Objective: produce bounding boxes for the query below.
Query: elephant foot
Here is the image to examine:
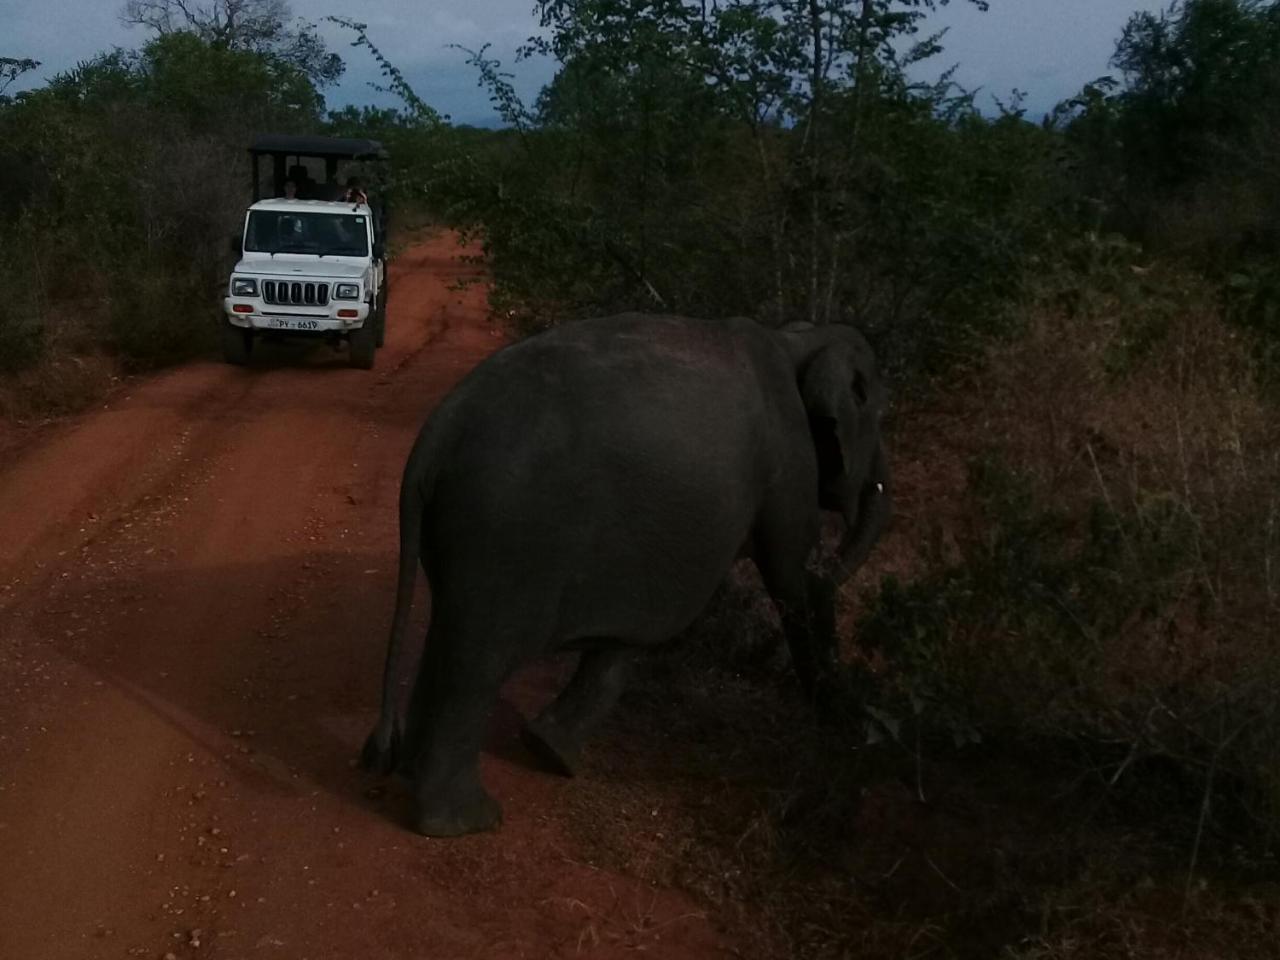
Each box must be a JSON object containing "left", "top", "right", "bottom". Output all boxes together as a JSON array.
[
  {"left": 520, "top": 716, "right": 581, "bottom": 778},
  {"left": 414, "top": 787, "right": 503, "bottom": 838}
]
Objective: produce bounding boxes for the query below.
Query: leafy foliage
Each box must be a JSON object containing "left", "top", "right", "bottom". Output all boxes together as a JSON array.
[
  {"left": 1056, "top": 1, "right": 1280, "bottom": 293},
  {"left": 440, "top": 0, "right": 1056, "bottom": 378},
  {"left": 0, "top": 57, "right": 40, "bottom": 100}
]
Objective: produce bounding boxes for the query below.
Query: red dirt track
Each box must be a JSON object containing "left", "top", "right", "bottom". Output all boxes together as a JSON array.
[{"left": 0, "top": 233, "right": 731, "bottom": 959}]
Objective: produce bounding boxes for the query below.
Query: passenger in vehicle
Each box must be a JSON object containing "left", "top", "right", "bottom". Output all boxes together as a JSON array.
[
  {"left": 288, "top": 164, "right": 317, "bottom": 199},
  {"left": 345, "top": 177, "right": 369, "bottom": 205}
]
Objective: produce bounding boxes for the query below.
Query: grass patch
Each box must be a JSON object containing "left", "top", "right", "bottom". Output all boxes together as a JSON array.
[{"left": 565, "top": 578, "right": 1279, "bottom": 959}]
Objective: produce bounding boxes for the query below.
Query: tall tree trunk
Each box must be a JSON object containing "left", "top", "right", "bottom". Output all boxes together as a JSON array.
[
  {"left": 807, "top": 0, "right": 824, "bottom": 324},
  {"left": 852, "top": 0, "right": 875, "bottom": 150}
]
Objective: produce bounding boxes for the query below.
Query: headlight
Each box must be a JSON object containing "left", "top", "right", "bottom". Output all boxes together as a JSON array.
[
  {"left": 334, "top": 283, "right": 360, "bottom": 300},
  {"left": 231, "top": 277, "right": 258, "bottom": 297}
]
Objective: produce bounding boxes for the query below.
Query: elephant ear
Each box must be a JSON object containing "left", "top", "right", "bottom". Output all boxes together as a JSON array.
[{"left": 799, "top": 343, "right": 865, "bottom": 481}]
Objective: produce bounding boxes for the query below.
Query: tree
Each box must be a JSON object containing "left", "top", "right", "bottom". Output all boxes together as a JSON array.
[
  {"left": 1056, "top": 1, "right": 1280, "bottom": 254},
  {"left": 1111, "top": 0, "right": 1280, "bottom": 188},
  {"left": 515, "top": 0, "right": 991, "bottom": 325},
  {"left": 0, "top": 57, "right": 41, "bottom": 100},
  {"left": 120, "top": 0, "right": 343, "bottom": 86}
]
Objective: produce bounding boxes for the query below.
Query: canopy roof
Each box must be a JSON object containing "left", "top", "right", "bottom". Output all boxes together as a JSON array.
[{"left": 248, "top": 134, "right": 389, "bottom": 161}]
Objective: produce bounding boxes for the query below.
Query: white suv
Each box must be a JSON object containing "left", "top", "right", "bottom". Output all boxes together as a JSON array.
[{"left": 222, "top": 197, "right": 387, "bottom": 369}]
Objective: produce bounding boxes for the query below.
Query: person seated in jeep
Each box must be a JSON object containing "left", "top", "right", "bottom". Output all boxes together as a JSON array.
[
  {"left": 287, "top": 164, "right": 318, "bottom": 199},
  {"left": 344, "top": 177, "right": 368, "bottom": 205}
]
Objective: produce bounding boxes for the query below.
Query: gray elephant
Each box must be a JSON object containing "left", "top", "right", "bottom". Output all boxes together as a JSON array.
[{"left": 361, "top": 312, "right": 890, "bottom": 836}]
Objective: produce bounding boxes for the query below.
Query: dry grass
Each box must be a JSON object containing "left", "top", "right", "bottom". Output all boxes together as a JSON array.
[
  {"left": 0, "top": 294, "right": 127, "bottom": 425},
  {"left": 566, "top": 607, "right": 1279, "bottom": 959},
  {"left": 951, "top": 270, "right": 1280, "bottom": 828}
]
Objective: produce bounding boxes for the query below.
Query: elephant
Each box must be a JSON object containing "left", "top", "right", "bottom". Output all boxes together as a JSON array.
[{"left": 360, "top": 311, "right": 891, "bottom": 837}]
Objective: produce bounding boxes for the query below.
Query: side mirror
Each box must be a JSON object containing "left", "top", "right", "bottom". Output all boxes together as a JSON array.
[
  {"left": 372, "top": 241, "right": 385, "bottom": 260},
  {"left": 229, "top": 235, "right": 242, "bottom": 255}
]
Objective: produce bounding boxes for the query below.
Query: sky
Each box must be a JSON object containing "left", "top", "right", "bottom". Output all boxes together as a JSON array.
[{"left": 4, "top": 0, "right": 1167, "bottom": 125}]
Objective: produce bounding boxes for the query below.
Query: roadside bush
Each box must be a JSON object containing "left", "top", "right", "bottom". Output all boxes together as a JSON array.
[
  {"left": 0, "top": 307, "right": 43, "bottom": 374},
  {"left": 0, "top": 219, "right": 47, "bottom": 372},
  {"left": 107, "top": 266, "right": 218, "bottom": 364},
  {"left": 858, "top": 276, "right": 1280, "bottom": 848},
  {"left": 0, "top": 279, "right": 44, "bottom": 375}
]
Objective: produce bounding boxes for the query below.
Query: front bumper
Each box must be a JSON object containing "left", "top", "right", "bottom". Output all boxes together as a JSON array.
[{"left": 223, "top": 298, "right": 370, "bottom": 332}]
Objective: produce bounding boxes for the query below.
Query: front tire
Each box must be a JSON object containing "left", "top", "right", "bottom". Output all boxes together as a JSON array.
[
  {"left": 349, "top": 320, "right": 376, "bottom": 370},
  {"left": 221, "top": 320, "right": 252, "bottom": 366}
]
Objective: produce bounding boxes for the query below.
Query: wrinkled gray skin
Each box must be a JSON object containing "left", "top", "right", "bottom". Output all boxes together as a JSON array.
[{"left": 361, "top": 312, "right": 890, "bottom": 837}]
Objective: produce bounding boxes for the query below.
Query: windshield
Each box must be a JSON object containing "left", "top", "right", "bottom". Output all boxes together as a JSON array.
[{"left": 244, "top": 211, "right": 369, "bottom": 257}]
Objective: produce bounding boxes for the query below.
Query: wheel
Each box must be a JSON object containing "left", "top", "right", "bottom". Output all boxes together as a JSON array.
[
  {"left": 221, "top": 320, "right": 252, "bottom": 366},
  {"left": 349, "top": 320, "right": 376, "bottom": 369}
]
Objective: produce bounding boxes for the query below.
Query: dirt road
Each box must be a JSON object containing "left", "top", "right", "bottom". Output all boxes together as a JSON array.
[{"left": 0, "top": 232, "right": 731, "bottom": 959}]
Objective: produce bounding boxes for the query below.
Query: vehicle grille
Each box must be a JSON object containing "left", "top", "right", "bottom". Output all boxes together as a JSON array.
[{"left": 262, "top": 280, "right": 330, "bottom": 306}]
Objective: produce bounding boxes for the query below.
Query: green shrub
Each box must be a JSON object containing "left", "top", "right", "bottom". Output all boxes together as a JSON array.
[
  {"left": 107, "top": 267, "right": 217, "bottom": 365},
  {"left": 859, "top": 414, "right": 1280, "bottom": 847}
]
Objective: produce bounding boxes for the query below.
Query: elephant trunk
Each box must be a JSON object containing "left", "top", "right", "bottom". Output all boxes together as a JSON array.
[{"left": 829, "top": 444, "right": 891, "bottom": 585}]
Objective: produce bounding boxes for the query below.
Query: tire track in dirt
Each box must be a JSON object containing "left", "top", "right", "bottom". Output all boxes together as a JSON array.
[{"left": 0, "top": 231, "right": 732, "bottom": 959}]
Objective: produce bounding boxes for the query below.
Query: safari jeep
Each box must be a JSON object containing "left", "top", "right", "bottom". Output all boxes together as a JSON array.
[{"left": 222, "top": 135, "right": 390, "bottom": 370}]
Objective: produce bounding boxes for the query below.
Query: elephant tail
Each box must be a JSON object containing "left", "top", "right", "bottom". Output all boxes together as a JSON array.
[{"left": 360, "top": 464, "right": 429, "bottom": 776}]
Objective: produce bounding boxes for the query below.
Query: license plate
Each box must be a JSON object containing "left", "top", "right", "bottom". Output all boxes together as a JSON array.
[{"left": 266, "top": 317, "right": 322, "bottom": 331}]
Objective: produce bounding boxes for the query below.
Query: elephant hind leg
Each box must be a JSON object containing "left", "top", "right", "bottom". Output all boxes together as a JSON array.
[
  {"left": 404, "top": 627, "right": 510, "bottom": 837},
  {"left": 521, "top": 647, "right": 635, "bottom": 777},
  {"left": 410, "top": 685, "right": 505, "bottom": 836}
]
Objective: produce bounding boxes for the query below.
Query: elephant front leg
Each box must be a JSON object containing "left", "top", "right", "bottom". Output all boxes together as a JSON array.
[
  {"left": 758, "top": 562, "right": 839, "bottom": 707},
  {"left": 787, "top": 572, "right": 840, "bottom": 706},
  {"left": 752, "top": 498, "right": 840, "bottom": 710},
  {"left": 521, "top": 647, "right": 634, "bottom": 777}
]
